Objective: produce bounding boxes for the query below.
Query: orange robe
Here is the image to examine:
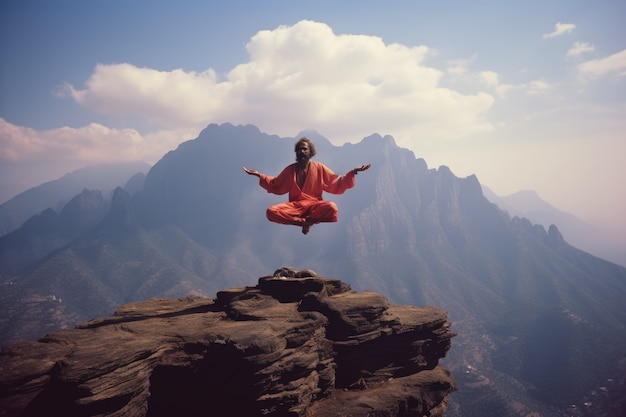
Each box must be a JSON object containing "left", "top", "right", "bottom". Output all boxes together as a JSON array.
[{"left": 259, "top": 161, "right": 356, "bottom": 226}]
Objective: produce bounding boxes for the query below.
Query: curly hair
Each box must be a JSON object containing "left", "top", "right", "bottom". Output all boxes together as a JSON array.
[{"left": 294, "top": 137, "right": 317, "bottom": 157}]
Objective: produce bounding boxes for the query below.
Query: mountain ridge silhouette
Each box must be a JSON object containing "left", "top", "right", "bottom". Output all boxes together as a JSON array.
[{"left": 1, "top": 123, "right": 624, "bottom": 417}]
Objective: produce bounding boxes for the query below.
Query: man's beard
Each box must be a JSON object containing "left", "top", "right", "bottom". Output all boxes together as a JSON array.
[{"left": 296, "top": 154, "right": 310, "bottom": 163}]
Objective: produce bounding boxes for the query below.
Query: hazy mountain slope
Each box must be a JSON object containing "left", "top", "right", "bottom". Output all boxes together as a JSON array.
[
  {"left": 1, "top": 123, "right": 624, "bottom": 417},
  {"left": 0, "top": 162, "right": 150, "bottom": 236},
  {"left": 483, "top": 187, "right": 626, "bottom": 267},
  {"left": 0, "top": 188, "right": 224, "bottom": 343},
  {"left": 0, "top": 189, "right": 109, "bottom": 277}
]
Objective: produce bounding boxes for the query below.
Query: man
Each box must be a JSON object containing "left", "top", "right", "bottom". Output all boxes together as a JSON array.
[{"left": 243, "top": 137, "right": 371, "bottom": 235}]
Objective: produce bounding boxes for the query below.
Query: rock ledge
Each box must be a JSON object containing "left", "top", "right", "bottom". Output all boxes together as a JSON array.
[{"left": 0, "top": 268, "right": 456, "bottom": 417}]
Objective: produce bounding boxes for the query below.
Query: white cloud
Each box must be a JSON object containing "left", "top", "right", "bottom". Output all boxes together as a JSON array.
[
  {"left": 0, "top": 117, "right": 191, "bottom": 165},
  {"left": 0, "top": 119, "right": 44, "bottom": 162},
  {"left": 479, "top": 71, "right": 514, "bottom": 97},
  {"left": 64, "top": 20, "right": 495, "bottom": 145},
  {"left": 446, "top": 55, "right": 477, "bottom": 76},
  {"left": 578, "top": 49, "right": 626, "bottom": 78},
  {"left": 478, "top": 71, "right": 552, "bottom": 98},
  {"left": 63, "top": 64, "right": 223, "bottom": 128},
  {"left": 525, "top": 79, "right": 553, "bottom": 95},
  {"left": 567, "top": 41, "right": 595, "bottom": 58},
  {"left": 543, "top": 22, "right": 576, "bottom": 39},
  {"left": 479, "top": 71, "right": 500, "bottom": 88}
]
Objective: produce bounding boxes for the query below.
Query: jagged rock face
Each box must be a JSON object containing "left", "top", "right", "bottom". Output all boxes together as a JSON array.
[{"left": 0, "top": 270, "right": 455, "bottom": 417}]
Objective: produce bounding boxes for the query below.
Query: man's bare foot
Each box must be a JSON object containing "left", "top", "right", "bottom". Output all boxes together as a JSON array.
[{"left": 302, "top": 224, "right": 311, "bottom": 235}]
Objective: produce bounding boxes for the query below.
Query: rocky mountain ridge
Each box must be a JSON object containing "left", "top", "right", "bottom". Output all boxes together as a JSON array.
[
  {"left": 0, "top": 162, "right": 149, "bottom": 236},
  {"left": 482, "top": 187, "right": 626, "bottom": 267},
  {"left": 0, "top": 268, "right": 456, "bottom": 417},
  {"left": 1, "top": 123, "right": 625, "bottom": 416}
]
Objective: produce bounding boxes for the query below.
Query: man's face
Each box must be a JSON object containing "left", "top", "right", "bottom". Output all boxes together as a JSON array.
[{"left": 296, "top": 142, "right": 311, "bottom": 163}]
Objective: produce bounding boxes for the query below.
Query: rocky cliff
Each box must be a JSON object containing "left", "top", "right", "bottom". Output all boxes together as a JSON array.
[{"left": 0, "top": 268, "right": 456, "bottom": 417}]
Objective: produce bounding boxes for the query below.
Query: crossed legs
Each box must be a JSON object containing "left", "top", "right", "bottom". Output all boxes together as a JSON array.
[{"left": 266, "top": 200, "right": 338, "bottom": 234}]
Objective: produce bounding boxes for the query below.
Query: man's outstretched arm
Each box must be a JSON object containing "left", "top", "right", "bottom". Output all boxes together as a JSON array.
[
  {"left": 352, "top": 164, "right": 372, "bottom": 175},
  {"left": 244, "top": 165, "right": 292, "bottom": 195},
  {"left": 242, "top": 166, "right": 261, "bottom": 177},
  {"left": 323, "top": 163, "right": 372, "bottom": 195}
]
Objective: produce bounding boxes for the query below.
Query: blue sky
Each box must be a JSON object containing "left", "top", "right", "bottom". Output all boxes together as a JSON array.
[{"left": 1, "top": 0, "right": 625, "bottom": 238}]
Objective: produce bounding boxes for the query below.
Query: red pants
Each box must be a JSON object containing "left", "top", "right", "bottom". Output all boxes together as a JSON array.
[{"left": 266, "top": 200, "right": 338, "bottom": 226}]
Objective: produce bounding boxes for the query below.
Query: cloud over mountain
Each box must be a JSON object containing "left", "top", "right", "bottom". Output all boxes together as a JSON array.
[
  {"left": 62, "top": 20, "right": 494, "bottom": 145},
  {"left": 0, "top": 118, "right": 149, "bottom": 163},
  {"left": 1, "top": 17, "right": 624, "bottom": 247}
]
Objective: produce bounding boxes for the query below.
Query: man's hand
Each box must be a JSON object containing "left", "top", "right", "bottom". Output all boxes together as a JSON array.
[
  {"left": 353, "top": 164, "right": 371, "bottom": 174},
  {"left": 242, "top": 166, "right": 261, "bottom": 177}
]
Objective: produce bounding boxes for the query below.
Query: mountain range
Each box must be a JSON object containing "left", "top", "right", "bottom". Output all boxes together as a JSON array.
[
  {"left": 0, "top": 161, "right": 150, "bottom": 236},
  {"left": 482, "top": 187, "right": 626, "bottom": 268},
  {"left": 0, "top": 123, "right": 624, "bottom": 417}
]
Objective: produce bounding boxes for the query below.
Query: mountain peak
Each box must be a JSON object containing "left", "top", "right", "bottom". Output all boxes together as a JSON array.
[
  {"left": 361, "top": 132, "right": 397, "bottom": 147},
  {"left": 547, "top": 224, "right": 565, "bottom": 245},
  {"left": 2, "top": 123, "right": 625, "bottom": 416},
  {"left": 198, "top": 122, "right": 263, "bottom": 138},
  {"left": 0, "top": 162, "right": 149, "bottom": 236},
  {"left": 58, "top": 189, "right": 108, "bottom": 236}
]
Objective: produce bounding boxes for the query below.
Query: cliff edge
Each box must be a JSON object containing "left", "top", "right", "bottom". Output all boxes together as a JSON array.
[{"left": 0, "top": 268, "right": 456, "bottom": 417}]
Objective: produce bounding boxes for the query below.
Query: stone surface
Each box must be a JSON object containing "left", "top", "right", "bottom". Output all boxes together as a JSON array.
[{"left": 0, "top": 269, "right": 456, "bottom": 417}]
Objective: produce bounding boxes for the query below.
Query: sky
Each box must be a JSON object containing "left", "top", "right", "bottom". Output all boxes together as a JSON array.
[{"left": 1, "top": 0, "right": 625, "bottom": 238}]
